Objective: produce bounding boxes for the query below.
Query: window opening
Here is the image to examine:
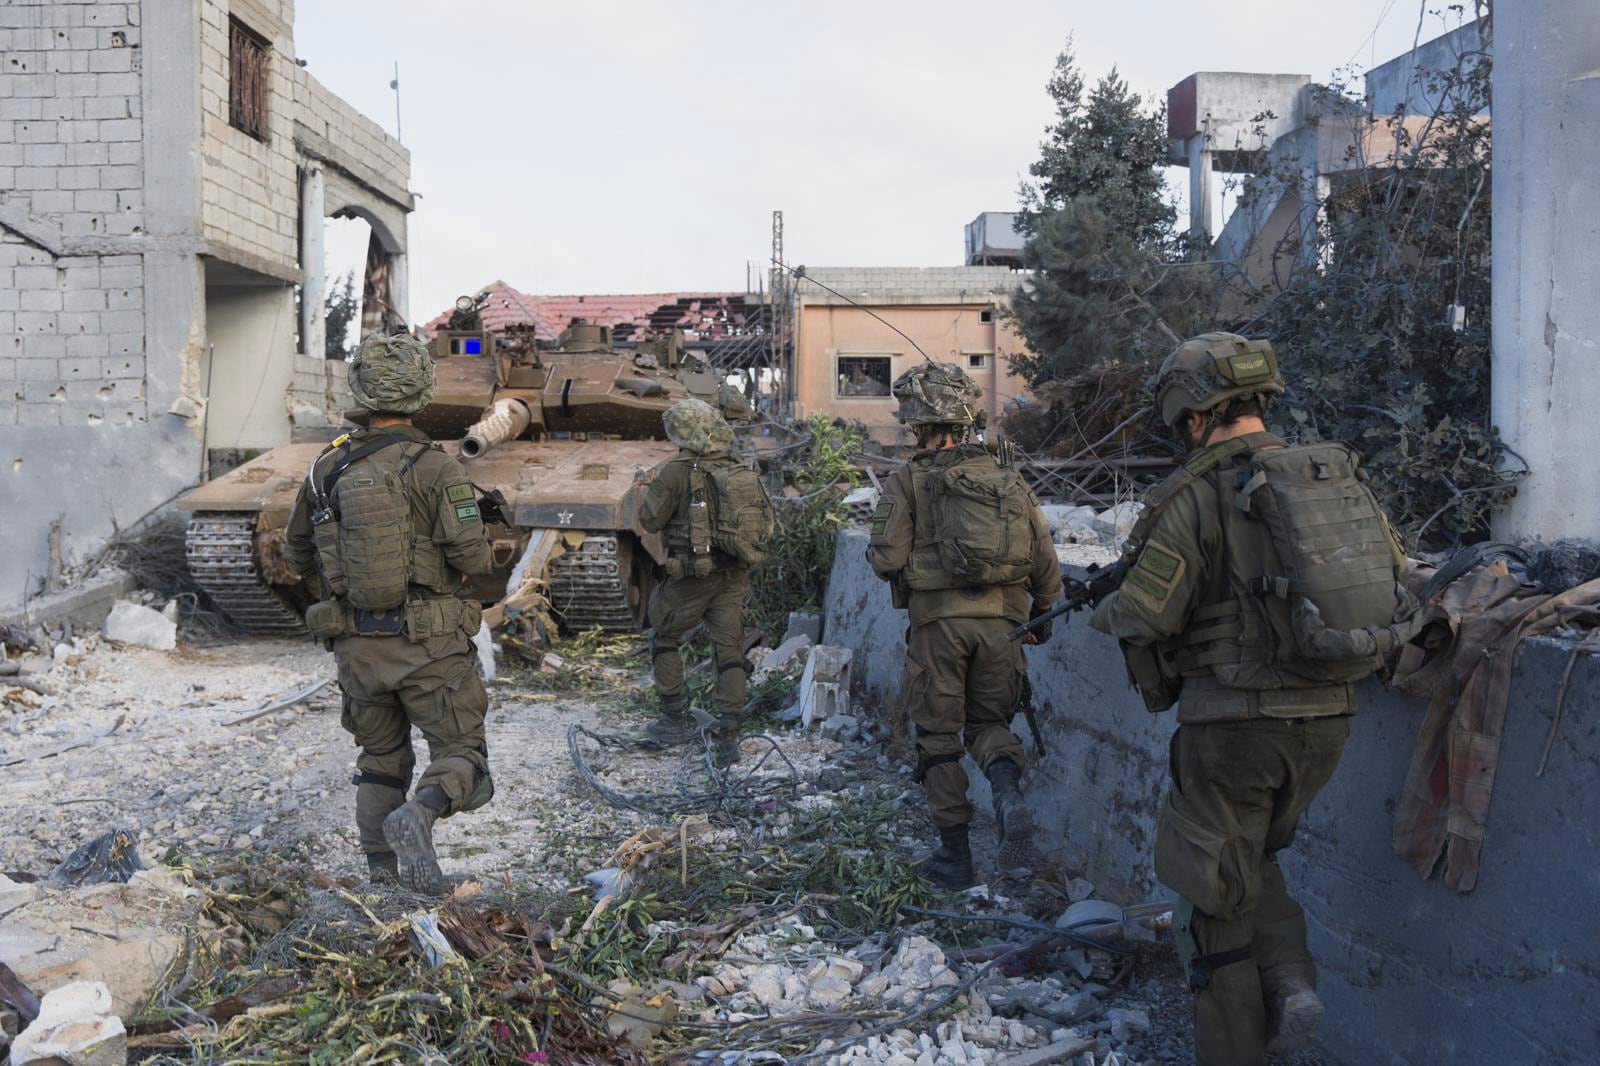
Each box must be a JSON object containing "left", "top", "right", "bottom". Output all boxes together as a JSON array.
[
  {"left": 836, "top": 355, "right": 893, "bottom": 398},
  {"left": 229, "top": 18, "right": 269, "bottom": 141}
]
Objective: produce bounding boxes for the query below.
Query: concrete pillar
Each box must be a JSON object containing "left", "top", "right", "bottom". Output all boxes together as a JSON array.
[
  {"left": 299, "top": 164, "right": 326, "bottom": 358},
  {"left": 391, "top": 251, "right": 410, "bottom": 330},
  {"left": 1187, "top": 134, "right": 1215, "bottom": 242},
  {"left": 1490, "top": 1, "right": 1600, "bottom": 541},
  {"left": 1298, "top": 164, "right": 1330, "bottom": 267}
]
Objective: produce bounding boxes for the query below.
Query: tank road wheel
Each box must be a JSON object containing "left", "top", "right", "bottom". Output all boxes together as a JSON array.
[
  {"left": 184, "top": 513, "right": 307, "bottom": 635},
  {"left": 547, "top": 534, "right": 647, "bottom": 633}
]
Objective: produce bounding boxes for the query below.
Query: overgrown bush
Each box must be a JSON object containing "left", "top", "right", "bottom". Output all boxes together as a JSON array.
[{"left": 745, "top": 416, "right": 862, "bottom": 636}]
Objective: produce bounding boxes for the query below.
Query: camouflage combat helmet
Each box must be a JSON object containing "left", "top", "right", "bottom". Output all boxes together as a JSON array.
[
  {"left": 663, "top": 398, "right": 734, "bottom": 454},
  {"left": 1154, "top": 332, "right": 1284, "bottom": 428},
  {"left": 891, "top": 362, "right": 983, "bottom": 427},
  {"left": 348, "top": 332, "right": 436, "bottom": 414}
]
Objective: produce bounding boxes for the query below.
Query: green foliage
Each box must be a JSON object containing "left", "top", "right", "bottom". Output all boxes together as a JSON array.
[
  {"left": 744, "top": 416, "right": 863, "bottom": 636},
  {"left": 324, "top": 271, "right": 360, "bottom": 361},
  {"left": 1019, "top": 41, "right": 1174, "bottom": 246},
  {"left": 1009, "top": 199, "right": 1211, "bottom": 385},
  {"left": 1010, "top": 41, "right": 1195, "bottom": 386},
  {"left": 1241, "top": 40, "right": 1513, "bottom": 548}
]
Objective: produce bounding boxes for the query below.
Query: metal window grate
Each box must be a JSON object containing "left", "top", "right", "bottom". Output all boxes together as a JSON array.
[{"left": 228, "top": 18, "right": 268, "bottom": 141}]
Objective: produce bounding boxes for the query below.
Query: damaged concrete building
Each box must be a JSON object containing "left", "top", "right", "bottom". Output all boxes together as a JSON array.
[{"left": 0, "top": 0, "right": 411, "bottom": 609}]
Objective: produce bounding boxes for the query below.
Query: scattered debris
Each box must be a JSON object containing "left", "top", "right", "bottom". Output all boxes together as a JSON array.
[
  {"left": 9, "top": 981, "right": 126, "bottom": 1066},
  {"left": 48, "top": 829, "right": 142, "bottom": 886},
  {"left": 100, "top": 601, "right": 176, "bottom": 652},
  {"left": 797, "top": 644, "right": 852, "bottom": 728}
]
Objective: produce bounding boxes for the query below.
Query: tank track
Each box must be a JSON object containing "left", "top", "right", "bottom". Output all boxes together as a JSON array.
[
  {"left": 547, "top": 535, "right": 641, "bottom": 631},
  {"left": 184, "top": 513, "right": 306, "bottom": 635}
]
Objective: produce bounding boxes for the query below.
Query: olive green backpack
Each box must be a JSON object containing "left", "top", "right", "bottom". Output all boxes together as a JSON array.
[
  {"left": 692, "top": 457, "right": 775, "bottom": 568},
  {"left": 929, "top": 454, "right": 1036, "bottom": 587}
]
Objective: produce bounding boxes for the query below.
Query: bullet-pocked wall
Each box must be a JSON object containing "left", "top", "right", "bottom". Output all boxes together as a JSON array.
[
  {"left": 0, "top": 0, "right": 409, "bottom": 610},
  {"left": 824, "top": 528, "right": 1600, "bottom": 1065}
]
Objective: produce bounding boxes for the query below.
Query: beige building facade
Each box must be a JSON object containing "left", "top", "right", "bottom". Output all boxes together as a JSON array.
[
  {"left": 792, "top": 267, "right": 1029, "bottom": 446},
  {"left": 0, "top": 0, "right": 411, "bottom": 607}
]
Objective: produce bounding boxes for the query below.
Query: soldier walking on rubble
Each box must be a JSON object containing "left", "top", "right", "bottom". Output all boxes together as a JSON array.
[
  {"left": 285, "top": 333, "right": 496, "bottom": 895},
  {"left": 1089, "top": 333, "right": 1418, "bottom": 1065},
  {"left": 865, "top": 363, "right": 1062, "bottom": 889},
  {"left": 638, "top": 398, "right": 774, "bottom": 767}
]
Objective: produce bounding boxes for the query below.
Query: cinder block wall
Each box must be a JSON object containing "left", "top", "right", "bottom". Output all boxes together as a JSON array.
[
  {"left": 824, "top": 528, "right": 1600, "bottom": 1064},
  {"left": 1, "top": 0, "right": 149, "bottom": 431}
]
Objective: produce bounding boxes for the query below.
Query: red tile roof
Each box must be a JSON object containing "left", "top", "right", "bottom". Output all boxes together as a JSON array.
[{"left": 425, "top": 281, "right": 761, "bottom": 344}]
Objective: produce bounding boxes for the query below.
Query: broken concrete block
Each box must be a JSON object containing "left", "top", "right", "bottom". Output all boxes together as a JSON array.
[
  {"left": 751, "top": 634, "right": 811, "bottom": 683},
  {"left": 820, "top": 713, "right": 860, "bottom": 740},
  {"left": 9, "top": 980, "right": 127, "bottom": 1066},
  {"left": 100, "top": 601, "right": 176, "bottom": 652},
  {"left": 797, "top": 645, "right": 852, "bottom": 730},
  {"left": 1090, "top": 502, "right": 1144, "bottom": 542},
  {"left": 1105, "top": 1007, "right": 1150, "bottom": 1032},
  {"left": 1065, "top": 876, "right": 1096, "bottom": 903},
  {"left": 1040, "top": 505, "right": 1098, "bottom": 538},
  {"left": 998, "top": 1033, "right": 1097, "bottom": 1065},
  {"left": 539, "top": 652, "right": 565, "bottom": 673},
  {"left": 783, "top": 610, "right": 822, "bottom": 645}
]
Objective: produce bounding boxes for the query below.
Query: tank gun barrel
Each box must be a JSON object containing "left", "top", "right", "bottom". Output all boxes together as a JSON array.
[{"left": 461, "top": 398, "right": 532, "bottom": 459}]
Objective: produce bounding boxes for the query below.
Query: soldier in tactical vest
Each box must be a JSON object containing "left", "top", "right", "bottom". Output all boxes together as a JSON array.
[
  {"left": 866, "top": 363, "right": 1062, "bottom": 889},
  {"left": 285, "top": 333, "right": 495, "bottom": 896},
  {"left": 1090, "top": 333, "right": 1416, "bottom": 1065},
  {"left": 638, "top": 398, "right": 770, "bottom": 766}
]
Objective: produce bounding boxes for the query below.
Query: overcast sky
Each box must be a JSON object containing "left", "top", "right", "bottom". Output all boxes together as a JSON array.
[{"left": 294, "top": 0, "right": 1445, "bottom": 326}]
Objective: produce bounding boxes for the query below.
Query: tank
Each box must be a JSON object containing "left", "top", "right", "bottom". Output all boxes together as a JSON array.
[{"left": 177, "top": 296, "right": 752, "bottom": 639}]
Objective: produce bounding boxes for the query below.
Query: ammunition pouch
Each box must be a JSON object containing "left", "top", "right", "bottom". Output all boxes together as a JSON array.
[
  {"left": 664, "top": 553, "right": 717, "bottom": 580},
  {"left": 403, "top": 596, "right": 483, "bottom": 642},
  {"left": 1121, "top": 640, "right": 1182, "bottom": 712},
  {"left": 305, "top": 599, "right": 353, "bottom": 642},
  {"left": 311, "top": 520, "right": 347, "bottom": 599}
]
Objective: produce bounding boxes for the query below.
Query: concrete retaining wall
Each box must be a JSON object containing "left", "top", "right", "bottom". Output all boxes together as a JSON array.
[{"left": 823, "top": 528, "right": 1600, "bottom": 1065}]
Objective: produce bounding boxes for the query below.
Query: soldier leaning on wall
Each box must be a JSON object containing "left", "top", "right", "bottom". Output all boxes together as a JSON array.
[
  {"left": 284, "top": 333, "right": 496, "bottom": 896},
  {"left": 865, "top": 362, "right": 1062, "bottom": 889},
  {"left": 1089, "top": 333, "right": 1420, "bottom": 1065}
]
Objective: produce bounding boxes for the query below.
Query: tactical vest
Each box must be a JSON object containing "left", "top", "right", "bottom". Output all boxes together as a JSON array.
[
  {"left": 1125, "top": 434, "right": 1418, "bottom": 710},
  {"left": 902, "top": 445, "right": 1035, "bottom": 591},
  {"left": 307, "top": 431, "right": 452, "bottom": 609},
  {"left": 662, "top": 451, "right": 773, "bottom": 575}
]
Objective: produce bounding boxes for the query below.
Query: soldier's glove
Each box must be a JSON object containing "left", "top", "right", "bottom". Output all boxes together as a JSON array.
[
  {"left": 1026, "top": 601, "right": 1053, "bottom": 645},
  {"left": 476, "top": 488, "right": 510, "bottom": 527}
]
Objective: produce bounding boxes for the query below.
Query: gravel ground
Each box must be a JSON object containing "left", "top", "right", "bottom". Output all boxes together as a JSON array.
[{"left": 0, "top": 631, "right": 1324, "bottom": 1065}]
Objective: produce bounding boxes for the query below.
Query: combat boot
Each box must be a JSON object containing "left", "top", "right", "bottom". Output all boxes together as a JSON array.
[
  {"left": 642, "top": 695, "right": 697, "bottom": 746},
  {"left": 366, "top": 851, "right": 399, "bottom": 885},
  {"left": 917, "top": 824, "right": 976, "bottom": 890},
  {"left": 382, "top": 784, "right": 450, "bottom": 896},
  {"left": 987, "top": 759, "right": 1039, "bottom": 871},
  {"left": 711, "top": 714, "right": 742, "bottom": 768},
  {"left": 1265, "top": 976, "right": 1324, "bottom": 1054}
]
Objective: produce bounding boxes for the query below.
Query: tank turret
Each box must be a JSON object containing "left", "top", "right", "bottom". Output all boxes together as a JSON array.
[{"left": 176, "top": 296, "right": 758, "bottom": 643}]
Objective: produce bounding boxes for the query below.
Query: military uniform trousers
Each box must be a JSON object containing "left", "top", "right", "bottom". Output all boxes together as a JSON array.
[
  {"left": 904, "top": 616, "right": 1027, "bottom": 828},
  {"left": 649, "top": 567, "right": 750, "bottom": 714},
  {"left": 335, "top": 630, "right": 490, "bottom": 857},
  {"left": 1155, "top": 713, "right": 1350, "bottom": 1066}
]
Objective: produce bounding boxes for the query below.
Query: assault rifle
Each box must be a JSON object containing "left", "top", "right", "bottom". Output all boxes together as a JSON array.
[{"left": 1008, "top": 560, "right": 1128, "bottom": 643}]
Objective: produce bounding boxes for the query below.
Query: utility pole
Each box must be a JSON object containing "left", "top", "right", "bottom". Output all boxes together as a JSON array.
[
  {"left": 389, "top": 61, "right": 402, "bottom": 142},
  {"left": 769, "top": 210, "right": 789, "bottom": 418}
]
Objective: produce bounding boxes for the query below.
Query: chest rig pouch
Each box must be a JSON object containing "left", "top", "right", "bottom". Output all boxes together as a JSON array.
[{"left": 306, "top": 432, "right": 429, "bottom": 611}]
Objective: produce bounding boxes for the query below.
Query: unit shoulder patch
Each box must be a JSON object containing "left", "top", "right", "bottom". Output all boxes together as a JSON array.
[
  {"left": 1124, "top": 543, "right": 1186, "bottom": 610},
  {"left": 445, "top": 482, "right": 476, "bottom": 503},
  {"left": 869, "top": 498, "right": 896, "bottom": 539}
]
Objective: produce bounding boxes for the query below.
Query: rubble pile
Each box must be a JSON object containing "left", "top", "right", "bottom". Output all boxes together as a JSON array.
[{"left": 1, "top": 580, "right": 1249, "bottom": 1065}]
